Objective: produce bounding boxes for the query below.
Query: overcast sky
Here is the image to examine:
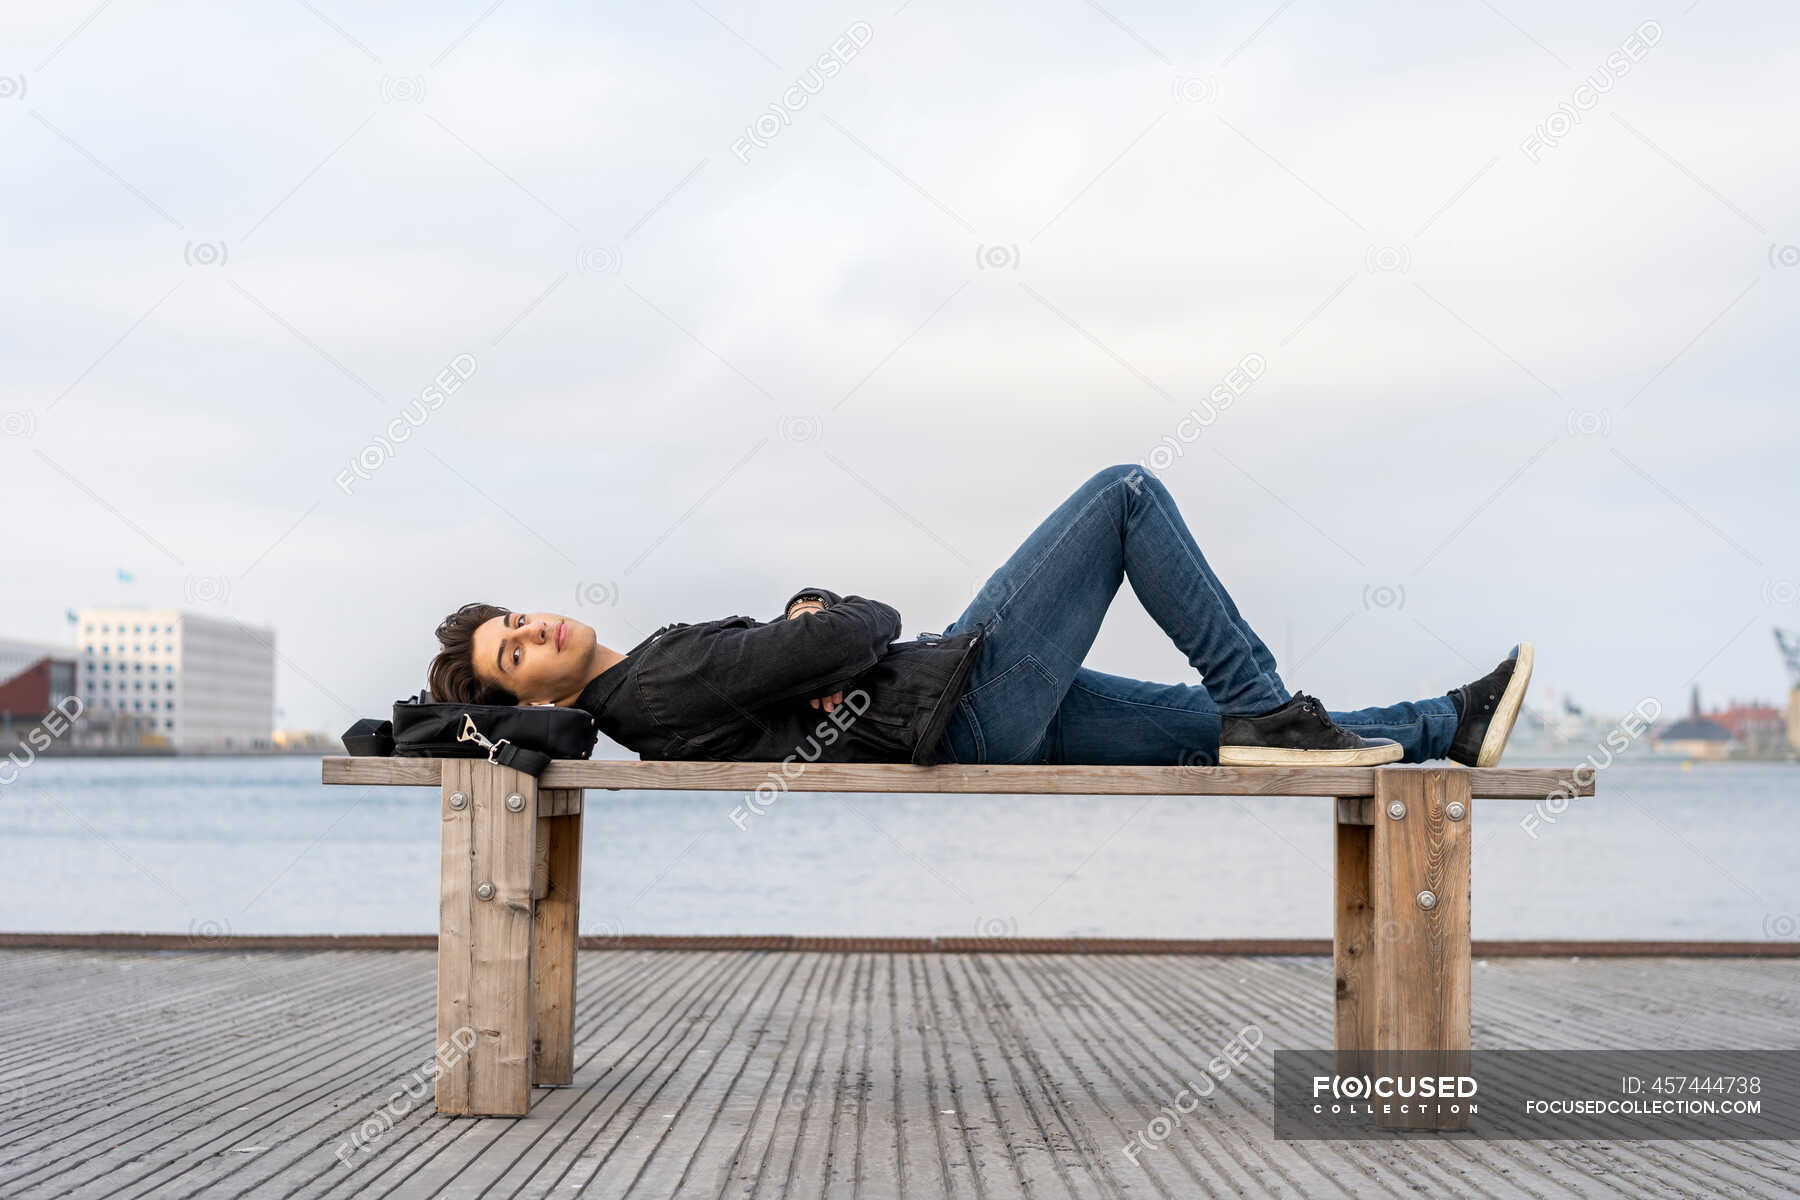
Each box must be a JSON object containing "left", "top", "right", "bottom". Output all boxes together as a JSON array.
[{"left": 3, "top": 0, "right": 1796, "bottom": 737}]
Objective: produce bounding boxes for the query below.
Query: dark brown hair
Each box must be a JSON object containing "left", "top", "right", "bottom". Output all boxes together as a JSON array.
[{"left": 428, "top": 602, "right": 514, "bottom": 704}]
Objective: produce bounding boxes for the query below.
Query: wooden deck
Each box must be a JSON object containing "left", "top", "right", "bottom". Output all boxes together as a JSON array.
[{"left": 1, "top": 949, "right": 1795, "bottom": 1198}]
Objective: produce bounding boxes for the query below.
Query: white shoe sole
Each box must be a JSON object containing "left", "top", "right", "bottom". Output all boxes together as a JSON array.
[
  {"left": 1219, "top": 741, "right": 1404, "bottom": 767},
  {"left": 1474, "top": 642, "right": 1534, "bottom": 768}
]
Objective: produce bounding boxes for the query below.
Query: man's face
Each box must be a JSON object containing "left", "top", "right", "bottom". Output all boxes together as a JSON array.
[{"left": 470, "top": 610, "right": 598, "bottom": 704}]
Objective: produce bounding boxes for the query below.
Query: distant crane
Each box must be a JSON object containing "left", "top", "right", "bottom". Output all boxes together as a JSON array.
[
  {"left": 1778, "top": 628, "right": 1800, "bottom": 688},
  {"left": 1779, "top": 630, "right": 1800, "bottom": 757}
]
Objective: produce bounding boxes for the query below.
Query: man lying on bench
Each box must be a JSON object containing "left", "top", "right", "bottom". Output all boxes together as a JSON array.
[{"left": 423, "top": 465, "right": 1532, "bottom": 770}]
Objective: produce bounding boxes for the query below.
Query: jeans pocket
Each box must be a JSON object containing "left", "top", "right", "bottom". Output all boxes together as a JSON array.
[{"left": 963, "top": 653, "right": 1061, "bottom": 764}]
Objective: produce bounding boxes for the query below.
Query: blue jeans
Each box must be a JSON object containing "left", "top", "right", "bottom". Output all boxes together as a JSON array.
[{"left": 936, "top": 465, "right": 1459, "bottom": 765}]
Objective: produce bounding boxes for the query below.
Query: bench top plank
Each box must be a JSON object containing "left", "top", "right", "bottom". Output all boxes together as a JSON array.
[{"left": 320, "top": 757, "right": 1593, "bottom": 798}]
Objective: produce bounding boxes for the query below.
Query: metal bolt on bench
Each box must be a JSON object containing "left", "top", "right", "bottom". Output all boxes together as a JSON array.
[{"left": 321, "top": 757, "right": 1594, "bottom": 1121}]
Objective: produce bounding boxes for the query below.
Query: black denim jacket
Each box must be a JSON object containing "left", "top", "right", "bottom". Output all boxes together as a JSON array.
[{"left": 574, "top": 587, "right": 987, "bottom": 765}]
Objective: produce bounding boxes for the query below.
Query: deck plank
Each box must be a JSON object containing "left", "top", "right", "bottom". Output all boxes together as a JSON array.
[{"left": 0, "top": 949, "right": 1794, "bottom": 1199}]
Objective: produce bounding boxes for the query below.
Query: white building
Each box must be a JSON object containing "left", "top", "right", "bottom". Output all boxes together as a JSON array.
[{"left": 76, "top": 609, "right": 276, "bottom": 750}]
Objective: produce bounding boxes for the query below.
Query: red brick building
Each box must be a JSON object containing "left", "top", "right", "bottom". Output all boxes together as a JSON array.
[{"left": 0, "top": 651, "right": 79, "bottom": 735}]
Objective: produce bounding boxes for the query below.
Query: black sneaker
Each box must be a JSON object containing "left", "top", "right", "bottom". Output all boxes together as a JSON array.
[
  {"left": 1219, "top": 693, "right": 1404, "bottom": 766},
  {"left": 1447, "top": 643, "right": 1535, "bottom": 767}
]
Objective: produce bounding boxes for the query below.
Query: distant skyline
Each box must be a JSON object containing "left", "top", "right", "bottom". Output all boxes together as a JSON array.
[
  {"left": 3, "top": 1, "right": 1797, "bottom": 737},
  {"left": 10, "top": 603, "right": 1796, "bottom": 730}
]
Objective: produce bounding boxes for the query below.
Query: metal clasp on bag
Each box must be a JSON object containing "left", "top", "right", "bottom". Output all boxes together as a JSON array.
[{"left": 457, "top": 714, "right": 512, "bottom": 764}]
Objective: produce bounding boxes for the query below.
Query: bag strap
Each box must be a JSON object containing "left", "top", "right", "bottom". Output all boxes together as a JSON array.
[
  {"left": 456, "top": 713, "right": 552, "bottom": 778},
  {"left": 490, "top": 740, "right": 552, "bottom": 777}
]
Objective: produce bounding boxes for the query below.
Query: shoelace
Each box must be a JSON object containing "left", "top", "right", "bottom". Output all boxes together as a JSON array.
[{"left": 1292, "top": 692, "right": 1328, "bottom": 722}]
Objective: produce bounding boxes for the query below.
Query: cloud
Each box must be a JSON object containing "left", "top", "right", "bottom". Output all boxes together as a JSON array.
[{"left": 2, "top": 0, "right": 1796, "bottom": 728}]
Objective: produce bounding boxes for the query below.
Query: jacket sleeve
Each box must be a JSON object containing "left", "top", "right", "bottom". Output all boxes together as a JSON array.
[{"left": 686, "top": 594, "right": 901, "bottom": 713}]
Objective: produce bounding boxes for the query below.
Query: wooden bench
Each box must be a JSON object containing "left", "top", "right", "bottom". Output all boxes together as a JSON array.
[{"left": 321, "top": 758, "right": 1592, "bottom": 1118}]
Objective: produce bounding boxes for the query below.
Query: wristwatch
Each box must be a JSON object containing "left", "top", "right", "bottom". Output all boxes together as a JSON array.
[{"left": 783, "top": 586, "right": 843, "bottom": 619}]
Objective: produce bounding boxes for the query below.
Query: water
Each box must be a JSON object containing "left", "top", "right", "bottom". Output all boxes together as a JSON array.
[{"left": 2, "top": 756, "right": 1795, "bottom": 940}]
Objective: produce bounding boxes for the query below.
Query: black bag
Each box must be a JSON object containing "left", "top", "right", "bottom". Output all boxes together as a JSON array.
[
  {"left": 340, "top": 717, "right": 395, "bottom": 757},
  {"left": 341, "top": 693, "right": 599, "bottom": 778}
]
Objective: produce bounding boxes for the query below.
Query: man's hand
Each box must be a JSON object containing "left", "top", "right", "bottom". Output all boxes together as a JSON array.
[{"left": 786, "top": 600, "right": 845, "bottom": 712}]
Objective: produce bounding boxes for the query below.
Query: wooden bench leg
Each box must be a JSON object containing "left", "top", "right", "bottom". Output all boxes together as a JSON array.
[
  {"left": 438, "top": 760, "right": 539, "bottom": 1117},
  {"left": 531, "top": 790, "right": 583, "bottom": 1086},
  {"left": 1335, "top": 769, "right": 1471, "bottom": 1129},
  {"left": 1333, "top": 795, "right": 1377, "bottom": 1072}
]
